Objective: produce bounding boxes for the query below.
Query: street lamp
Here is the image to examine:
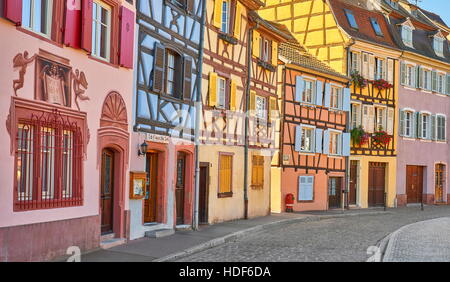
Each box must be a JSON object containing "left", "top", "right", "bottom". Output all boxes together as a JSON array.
[{"left": 138, "top": 141, "right": 148, "bottom": 156}]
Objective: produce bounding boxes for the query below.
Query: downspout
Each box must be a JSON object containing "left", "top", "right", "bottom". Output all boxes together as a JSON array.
[
  {"left": 244, "top": 22, "right": 258, "bottom": 219},
  {"left": 193, "top": 0, "right": 207, "bottom": 230},
  {"left": 344, "top": 41, "right": 355, "bottom": 210}
]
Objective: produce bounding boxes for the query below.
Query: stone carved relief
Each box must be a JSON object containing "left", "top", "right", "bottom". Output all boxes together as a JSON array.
[
  {"left": 39, "top": 64, "right": 68, "bottom": 106},
  {"left": 72, "top": 69, "right": 89, "bottom": 111},
  {"left": 100, "top": 91, "right": 128, "bottom": 131},
  {"left": 13, "top": 51, "right": 35, "bottom": 96}
]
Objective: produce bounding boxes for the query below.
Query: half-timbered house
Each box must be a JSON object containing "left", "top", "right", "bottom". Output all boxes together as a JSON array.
[
  {"left": 0, "top": 0, "right": 135, "bottom": 261},
  {"left": 271, "top": 42, "right": 350, "bottom": 212},
  {"left": 198, "top": 0, "right": 291, "bottom": 223},
  {"left": 130, "top": 0, "right": 202, "bottom": 238}
]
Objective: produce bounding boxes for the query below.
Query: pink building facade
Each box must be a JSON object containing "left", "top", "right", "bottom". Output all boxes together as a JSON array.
[{"left": 0, "top": 0, "right": 135, "bottom": 261}]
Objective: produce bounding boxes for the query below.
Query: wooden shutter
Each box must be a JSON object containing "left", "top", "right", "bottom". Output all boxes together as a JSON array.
[
  {"left": 152, "top": 43, "right": 165, "bottom": 93},
  {"left": 252, "top": 30, "right": 260, "bottom": 58},
  {"left": 446, "top": 75, "right": 450, "bottom": 96},
  {"left": 400, "top": 62, "right": 406, "bottom": 85},
  {"left": 315, "top": 80, "right": 323, "bottom": 106},
  {"left": 209, "top": 72, "right": 218, "bottom": 106},
  {"left": 219, "top": 155, "right": 232, "bottom": 193},
  {"left": 369, "top": 54, "right": 375, "bottom": 80},
  {"left": 4, "top": 0, "right": 22, "bottom": 24},
  {"left": 182, "top": 56, "right": 193, "bottom": 99},
  {"left": 432, "top": 71, "right": 437, "bottom": 92},
  {"left": 399, "top": 109, "right": 405, "bottom": 136},
  {"left": 342, "top": 87, "right": 351, "bottom": 111},
  {"left": 415, "top": 65, "right": 421, "bottom": 88},
  {"left": 233, "top": 2, "right": 242, "bottom": 38},
  {"left": 213, "top": 0, "right": 222, "bottom": 28},
  {"left": 186, "top": 0, "right": 195, "bottom": 14},
  {"left": 342, "top": 133, "right": 350, "bottom": 156},
  {"left": 269, "top": 96, "right": 277, "bottom": 119},
  {"left": 295, "top": 125, "right": 302, "bottom": 152},
  {"left": 81, "top": 0, "right": 93, "bottom": 52},
  {"left": 271, "top": 41, "right": 278, "bottom": 66},
  {"left": 252, "top": 155, "right": 264, "bottom": 187},
  {"left": 417, "top": 112, "right": 423, "bottom": 138},
  {"left": 431, "top": 115, "right": 436, "bottom": 140},
  {"left": 230, "top": 79, "right": 237, "bottom": 110},
  {"left": 387, "top": 59, "right": 394, "bottom": 84},
  {"left": 362, "top": 53, "right": 369, "bottom": 78},
  {"left": 367, "top": 105, "right": 375, "bottom": 133},
  {"left": 64, "top": 0, "right": 82, "bottom": 48},
  {"left": 323, "top": 130, "right": 330, "bottom": 155},
  {"left": 315, "top": 128, "right": 323, "bottom": 154},
  {"left": 323, "top": 83, "right": 331, "bottom": 108},
  {"left": 119, "top": 6, "right": 135, "bottom": 68},
  {"left": 295, "top": 76, "right": 304, "bottom": 102},
  {"left": 412, "top": 111, "right": 417, "bottom": 138},
  {"left": 387, "top": 108, "right": 394, "bottom": 135},
  {"left": 249, "top": 90, "right": 256, "bottom": 111}
]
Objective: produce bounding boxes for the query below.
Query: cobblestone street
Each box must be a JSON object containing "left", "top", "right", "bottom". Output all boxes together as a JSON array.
[{"left": 176, "top": 206, "right": 450, "bottom": 262}]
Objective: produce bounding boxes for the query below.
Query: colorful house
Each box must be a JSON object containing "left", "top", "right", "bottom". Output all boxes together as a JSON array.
[
  {"left": 271, "top": 41, "right": 350, "bottom": 212},
  {"left": 260, "top": 0, "right": 400, "bottom": 208},
  {"left": 199, "top": 0, "right": 291, "bottom": 223},
  {"left": 381, "top": 0, "right": 450, "bottom": 205},
  {"left": 129, "top": 0, "right": 202, "bottom": 238},
  {"left": 0, "top": 0, "right": 135, "bottom": 261}
]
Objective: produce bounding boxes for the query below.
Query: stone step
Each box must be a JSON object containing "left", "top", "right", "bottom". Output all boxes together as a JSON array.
[
  {"left": 100, "top": 233, "right": 115, "bottom": 241},
  {"left": 145, "top": 228, "right": 175, "bottom": 238},
  {"left": 100, "top": 238, "right": 126, "bottom": 249}
]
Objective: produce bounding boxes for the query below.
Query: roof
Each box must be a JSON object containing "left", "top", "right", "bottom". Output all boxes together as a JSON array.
[
  {"left": 248, "top": 11, "right": 295, "bottom": 41},
  {"left": 418, "top": 8, "right": 448, "bottom": 28},
  {"left": 279, "top": 42, "right": 349, "bottom": 81},
  {"left": 328, "top": 0, "right": 398, "bottom": 49}
]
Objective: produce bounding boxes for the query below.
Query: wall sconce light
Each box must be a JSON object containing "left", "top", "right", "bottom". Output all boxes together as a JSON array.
[{"left": 138, "top": 141, "right": 148, "bottom": 156}]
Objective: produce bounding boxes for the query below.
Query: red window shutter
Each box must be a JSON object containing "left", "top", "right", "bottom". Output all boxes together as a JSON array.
[
  {"left": 81, "top": 0, "right": 93, "bottom": 52},
  {"left": 119, "top": 6, "right": 135, "bottom": 68},
  {"left": 64, "top": 0, "right": 82, "bottom": 48},
  {"left": 4, "top": 0, "right": 22, "bottom": 25}
]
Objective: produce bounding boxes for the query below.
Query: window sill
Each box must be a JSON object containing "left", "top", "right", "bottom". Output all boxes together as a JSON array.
[
  {"left": 16, "top": 26, "right": 63, "bottom": 48},
  {"left": 251, "top": 184, "right": 263, "bottom": 190},
  {"left": 217, "top": 192, "right": 233, "bottom": 198},
  {"left": 299, "top": 151, "right": 316, "bottom": 156},
  {"left": 257, "top": 59, "right": 276, "bottom": 72},
  {"left": 218, "top": 32, "right": 238, "bottom": 45},
  {"left": 297, "top": 200, "right": 314, "bottom": 203},
  {"left": 88, "top": 55, "right": 119, "bottom": 69}
]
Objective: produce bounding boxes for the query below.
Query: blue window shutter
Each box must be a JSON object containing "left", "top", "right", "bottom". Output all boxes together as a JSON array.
[
  {"left": 298, "top": 176, "right": 314, "bottom": 201},
  {"left": 323, "top": 130, "right": 330, "bottom": 155},
  {"left": 324, "top": 83, "right": 331, "bottom": 108},
  {"left": 315, "top": 80, "right": 323, "bottom": 106},
  {"left": 315, "top": 128, "right": 323, "bottom": 153},
  {"left": 295, "top": 125, "right": 302, "bottom": 152},
  {"left": 342, "top": 87, "right": 351, "bottom": 111},
  {"left": 295, "top": 76, "right": 304, "bottom": 102},
  {"left": 298, "top": 176, "right": 305, "bottom": 200},
  {"left": 342, "top": 133, "right": 351, "bottom": 156},
  {"left": 306, "top": 176, "right": 314, "bottom": 200}
]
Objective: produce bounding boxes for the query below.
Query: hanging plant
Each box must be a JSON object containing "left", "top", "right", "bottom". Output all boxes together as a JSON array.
[
  {"left": 373, "top": 78, "right": 393, "bottom": 90},
  {"left": 351, "top": 71, "right": 368, "bottom": 88},
  {"left": 351, "top": 126, "right": 369, "bottom": 146},
  {"left": 372, "top": 130, "right": 391, "bottom": 145}
]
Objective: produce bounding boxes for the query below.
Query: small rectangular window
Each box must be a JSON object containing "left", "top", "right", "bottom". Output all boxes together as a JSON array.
[
  {"left": 22, "top": 0, "right": 53, "bottom": 37},
  {"left": 404, "top": 111, "right": 412, "bottom": 137},
  {"left": 402, "top": 26, "right": 413, "bottom": 47},
  {"left": 344, "top": 9, "right": 358, "bottom": 29},
  {"left": 370, "top": 18, "right": 383, "bottom": 36},
  {"left": 329, "top": 131, "right": 342, "bottom": 156},
  {"left": 298, "top": 176, "right": 314, "bottom": 201},
  {"left": 301, "top": 127, "right": 315, "bottom": 152},
  {"left": 92, "top": 1, "right": 111, "bottom": 61},
  {"left": 221, "top": 0, "right": 229, "bottom": 33},
  {"left": 255, "top": 95, "right": 267, "bottom": 119},
  {"left": 217, "top": 76, "right": 227, "bottom": 109},
  {"left": 331, "top": 87, "right": 342, "bottom": 109},
  {"left": 302, "top": 80, "right": 314, "bottom": 104}
]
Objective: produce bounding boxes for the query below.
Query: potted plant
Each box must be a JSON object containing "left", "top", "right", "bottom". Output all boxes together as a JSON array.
[
  {"left": 351, "top": 126, "right": 369, "bottom": 146},
  {"left": 373, "top": 129, "right": 391, "bottom": 145},
  {"left": 351, "top": 71, "right": 368, "bottom": 88},
  {"left": 373, "top": 78, "right": 393, "bottom": 90}
]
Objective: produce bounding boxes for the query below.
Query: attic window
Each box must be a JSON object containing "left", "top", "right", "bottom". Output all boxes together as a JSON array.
[
  {"left": 401, "top": 25, "right": 413, "bottom": 47},
  {"left": 385, "top": 0, "right": 398, "bottom": 9},
  {"left": 370, "top": 18, "right": 383, "bottom": 36},
  {"left": 344, "top": 9, "right": 358, "bottom": 29},
  {"left": 434, "top": 37, "right": 445, "bottom": 57}
]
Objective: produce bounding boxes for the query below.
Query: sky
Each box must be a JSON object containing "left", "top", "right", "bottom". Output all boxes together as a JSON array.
[{"left": 418, "top": 0, "right": 450, "bottom": 27}]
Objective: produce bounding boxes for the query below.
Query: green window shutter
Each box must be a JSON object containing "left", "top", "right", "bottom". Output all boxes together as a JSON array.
[
  {"left": 400, "top": 62, "right": 406, "bottom": 85},
  {"left": 416, "top": 66, "right": 421, "bottom": 88},
  {"left": 431, "top": 115, "right": 436, "bottom": 140},
  {"left": 399, "top": 109, "right": 405, "bottom": 136},
  {"left": 446, "top": 75, "right": 450, "bottom": 95},
  {"left": 432, "top": 71, "right": 437, "bottom": 92}
]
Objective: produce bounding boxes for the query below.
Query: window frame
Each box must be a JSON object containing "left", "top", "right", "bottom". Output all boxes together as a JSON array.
[
  {"left": 436, "top": 114, "right": 447, "bottom": 141},
  {"left": 328, "top": 130, "right": 342, "bottom": 156},
  {"left": 402, "top": 25, "right": 413, "bottom": 47},
  {"left": 420, "top": 112, "right": 430, "bottom": 139},
  {"left": 216, "top": 75, "right": 228, "bottom": 110},
  {"left": 370, "top": 18, "right": 383, "bottom": 37},
  {"left": 255, "top": 95, "right": 267, "bottom": 120},
  {"left": 21, "top": 0, "right": 54, "bottom": 38},
  {"left": 91, "top": 0, "right": 112, "bottom": 62},
  {"left": 298, "top": 175, "right": 314, "bottom": 202},
  {"left": 434, "top": 37, "right": 445, "bottom": 57},
  {"left": 404, "top": 110, "right": 414, "bottom": 138},
  {"left": 330, "top": 85, "right": 343, "bottom": 110},
  {"left": 344, "top": 9, "right": 358, "bottom": 30},
  {"left": 300, "top": 125, "right": 315, "bottom": 153},
  {"left": 302, "top": 78, "right": 315, "bottom": 104},
  {"left": 351, "top": 103, "right": 362, "bottom": 129}
]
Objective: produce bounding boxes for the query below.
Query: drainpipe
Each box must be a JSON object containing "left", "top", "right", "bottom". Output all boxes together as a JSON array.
[
  {"left": 244, "top": 22, "right": 258, "bottom": 219},
  {"left": 193, "top": 0, "right": 207, "bottom": 230}
]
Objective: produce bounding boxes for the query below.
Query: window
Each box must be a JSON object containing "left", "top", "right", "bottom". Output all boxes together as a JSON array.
[
  {"left": 402, "top": 64, "right": 415, "bottom": 87},
  {"left": 437, "top": 73, "right": 446, "bottom": 93},
  {"left": 404, "top": 111, "right": 413, "bottom": 137},
  {"left": 344, "top": 9, "right": 358, "bottom": 29},
  {"left": 420, "top": 113, "right": 430, "bottom": 139},
  {"left": 92, "top": 1, "right": 111, "bottom": 61},
  {"left": 351, "top": 103, "right": 361, "bottom": 129},
  {"left": 434, "top": 37, "right": 444, "bottom": 57},
  {"left": 350, "top": 52, "right": 360, "bottom": 74},
  {"left": 375, "top": 58, "right": 385, "bottom": 80},
  {"left": 330, "top": 86, "right": 342, "bottom": 110},
  {"left": 302, "top": 79, "right": 314, "bottom": 104},
  {"left": 298, "top": 176, "right": 314, "bottom": 201},
  {"left": 301, "top": 127, "right": 315, "bottom": 152},
  {"left": 217, "top": 76, "right": 227, "bottom": 109},
  {"left": 436, "top": 115, "right": 446, "bottom": 141},
  {"left": 329, "top": 131, "right": 342, "bottom": 156},
  {"left": 251, "top": 155, "right": 264, "bottom": 189},
  {"left": 22, "top": 0, "right": 53, "bottom": 37},
  {"left": 255, "top": 95, "right": 267, "bottom": 119},
  {"left": 260, "top": 38, "right": 271, "bottom": 63},
  {"left": 402, "top": 25, "right": 413, "bottom": 47},
  {"left": 218, "top": 153, "right": 232, "bottom": 196},
  {"left": 221, "top": 0, "right": 230, "bottom": 33},
  {"left": 370, "top": 18, "right": 383, "bottom": 36},
  {"left": 375, "top": 107, "right": 386, "bottom": 131},
  {"left": 422, "top": 69, "right": 431, "bottom": 90},
  {"left": 165, "top": 50, "right": 183, "bottom": 97},
  {"left": 15, "top": 117, "right": 83, "bottom": 210}
]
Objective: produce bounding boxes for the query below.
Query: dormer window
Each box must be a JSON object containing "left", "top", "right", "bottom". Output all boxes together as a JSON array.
[
  {"left": 370, "top": 18, "right": 383, "bottom": 37},
  {"left": 434, "top": 37, "right": 445, "bottom": 57},
  {"left": 385, "top": 0, "right": 398, "bottom": 9},
  {"left": 402, "top": 25, "right": 413, "bottom": 47},
  {"left": 344, "top": 9, "right": 358, "bottom": 29}
]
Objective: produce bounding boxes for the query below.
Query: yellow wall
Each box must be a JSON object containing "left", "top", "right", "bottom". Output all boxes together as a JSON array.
[{"left": 270, "top": 167, "right": 282, "bottom": 213}]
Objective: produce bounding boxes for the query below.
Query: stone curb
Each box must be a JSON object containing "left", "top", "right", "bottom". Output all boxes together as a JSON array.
[{"left": 155, "top": 210, "right": 392, "bottom": 262}]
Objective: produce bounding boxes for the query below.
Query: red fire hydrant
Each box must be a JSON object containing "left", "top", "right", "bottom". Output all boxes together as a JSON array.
[{"left": 285, "top": 193, "right": 294, "bottom": 212}]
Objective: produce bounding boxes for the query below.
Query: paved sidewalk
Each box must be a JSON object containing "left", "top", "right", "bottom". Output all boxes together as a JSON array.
[
  {"left": 383, "top": 217, "right": 450, "bottom": 262},
  {"left": 71, "top": 209, "right": 388, "bottom": 262}
]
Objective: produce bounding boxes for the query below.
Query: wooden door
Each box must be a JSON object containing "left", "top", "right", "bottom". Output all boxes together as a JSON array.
[
  {"left": 199, "top": 163, "right": 209, "bottom": 224},
  {"left": 100, "top": 149, "right": 114, "bottom": 234},
  {"left": 349, "top": 161, "right": 358, "bottom": 205},
  {"left": 406, "top": 165, "right": 423, "bottom": 204},
  {"left": 368, "top": 162, "right": 386, "bottom": 207},
  {"left": 144, "top": 152, "right": 158, "bottom": 223},
  {"left": 175, "top": 153, "right": 186, "bottom": 225},
  {"left": 435, "top": 164, "right": 446, "bottom": 203},
  {"left": 328, "top": 177, "right": 342, "bottom": 209}
]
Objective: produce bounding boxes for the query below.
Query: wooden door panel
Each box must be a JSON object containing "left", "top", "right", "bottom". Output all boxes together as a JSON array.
[
  {"left": 406, "top": 166, "right": 423, "bottom": 203},
  {"left": 101, "top": 149, "right": 114, "bottom": 234},
  {"left": 349, "top": 161, "right": 357, "bottom": 205},
  {"left": 199, "top": 165, "right": 209, "bottom": 224},
  {"left": 328, "top": 177, "right": 341, "bottom": 209},
  {"left": 144, "top": 153, "right": 158, "bottom": 223},
  {"left": 175, "top": 153, "right": 186, "bottom": 225},
  {"left": 368, "top": 163, "right": 385, "bottom": 207}
]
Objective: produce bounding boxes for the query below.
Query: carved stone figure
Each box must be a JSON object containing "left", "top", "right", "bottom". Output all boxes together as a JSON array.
[
  {"left": 72, "top": 69, "right": 89, "bottom": 111},
  {"left": 13, "top": 51, "right": 35, "bottom": 96}
]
